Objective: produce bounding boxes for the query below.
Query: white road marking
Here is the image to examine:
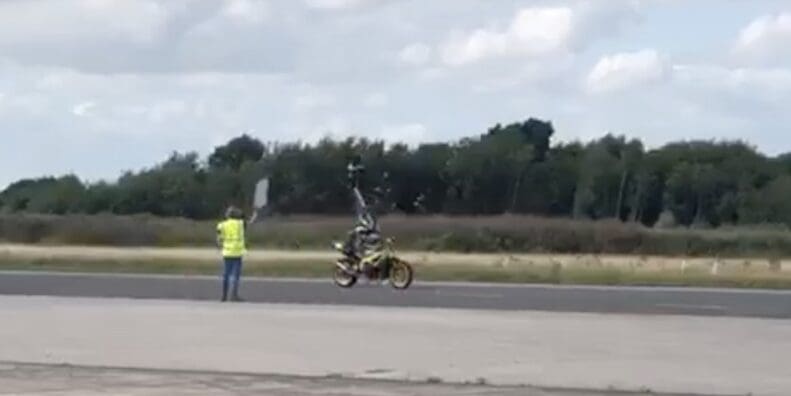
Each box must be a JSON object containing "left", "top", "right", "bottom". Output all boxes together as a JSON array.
[
  {"left": 655, "top": 303, "right": 727, "bottom": 311},
  {"left": 434, "top": 290, "right": 504, "bottom": 299}
]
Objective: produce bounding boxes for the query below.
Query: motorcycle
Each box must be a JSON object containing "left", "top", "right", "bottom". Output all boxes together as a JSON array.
[{"left": 331, "top": 237, "right": 414, "bottom": 290}]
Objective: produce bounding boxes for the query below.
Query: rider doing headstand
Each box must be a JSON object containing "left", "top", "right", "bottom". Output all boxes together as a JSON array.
[{"left": 342, "top": 159, "right": 385, "bottom": 278}]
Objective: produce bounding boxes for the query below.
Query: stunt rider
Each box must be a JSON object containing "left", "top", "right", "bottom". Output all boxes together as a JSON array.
[
  {"left": 343, "top": 210, "right": 381, "bottom": 261},
  {"left": 342, "top": 158, "right": 385, "bottom": 278}
]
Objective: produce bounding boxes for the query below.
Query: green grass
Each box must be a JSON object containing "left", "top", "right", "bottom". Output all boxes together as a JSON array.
[{"left": 3, "top": 256, "right": 791, "bottom": 289}]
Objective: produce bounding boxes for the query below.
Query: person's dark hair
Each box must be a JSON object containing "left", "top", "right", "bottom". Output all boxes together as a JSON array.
[{"left": 225, "top": 206, "right": 243, "bottom": 219}]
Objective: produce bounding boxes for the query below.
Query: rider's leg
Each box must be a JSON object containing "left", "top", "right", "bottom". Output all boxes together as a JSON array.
[
  {"left": 343, "top": 230, "right": 360, "bottom": 258},
  {"left": 378, "top": 257, "right": 390, "bottom": 282}
]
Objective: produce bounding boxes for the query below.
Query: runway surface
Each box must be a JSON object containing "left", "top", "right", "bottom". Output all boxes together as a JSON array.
[
  {"left": 1, "top": 271, "right": 790, "bottom": 318},
  {"left": 3, "top": 296, "right": 790, "bottom": 395}
]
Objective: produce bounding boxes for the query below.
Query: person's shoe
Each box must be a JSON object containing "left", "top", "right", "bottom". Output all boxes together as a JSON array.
[
  {"left": 220, "top": 295, "right": 228, "bottom": 302},
  {"left": 231, "top": 295, "right": 244, "bottom": 302}
]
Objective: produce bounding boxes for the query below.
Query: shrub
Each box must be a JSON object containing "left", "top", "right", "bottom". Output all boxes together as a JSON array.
[{"left": 2, "top": 213, "right": 791, "bottom": 258}]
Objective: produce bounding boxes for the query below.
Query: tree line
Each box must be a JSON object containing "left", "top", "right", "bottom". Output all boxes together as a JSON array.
[{"left": 3, "top": 117, "right": 791, "bottom": 228}]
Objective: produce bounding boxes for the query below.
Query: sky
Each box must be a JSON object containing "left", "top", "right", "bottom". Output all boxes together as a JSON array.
[{"left": 1, "top": 0, "right": 790, "bottom": 189}]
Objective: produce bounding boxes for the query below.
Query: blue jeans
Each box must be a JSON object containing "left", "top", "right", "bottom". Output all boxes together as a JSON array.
[{"left": 222, "top": 256, "right": 243, "bottom": 299}]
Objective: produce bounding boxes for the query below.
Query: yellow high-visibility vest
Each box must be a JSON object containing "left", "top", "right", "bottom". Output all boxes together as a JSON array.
[{"left": 217, "top": 219, "right": 246, "bottom": 257}]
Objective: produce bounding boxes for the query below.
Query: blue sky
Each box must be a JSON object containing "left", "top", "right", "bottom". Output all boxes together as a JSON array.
[{"left": 1, "top": 0, "right": 790, "bottom": 189}]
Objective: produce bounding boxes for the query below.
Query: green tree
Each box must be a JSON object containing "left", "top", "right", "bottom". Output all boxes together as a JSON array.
[
  {"left": 208, "top": 134, "right": 265, "bottom": 171},
  {"left": 573, "top": 135, "right": 633, "bottom": 220},
  {"left": 4, "top": 119, "right": 791, "bottom": 226},
  {"left": 739, "top": 175, "right": 791, "bottom": 225}
]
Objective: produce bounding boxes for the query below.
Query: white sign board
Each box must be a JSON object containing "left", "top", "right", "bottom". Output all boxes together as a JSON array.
[{"left": 254, "top": 178, "right": 269, "bottom": 209}]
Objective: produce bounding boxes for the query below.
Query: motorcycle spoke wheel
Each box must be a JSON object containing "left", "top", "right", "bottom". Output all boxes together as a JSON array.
[
  {"left": 333, "top": 266, "right": 357, "bottom": 288},
  {"left": 389, "top": 259, "right": 414, "bottom": 290}
]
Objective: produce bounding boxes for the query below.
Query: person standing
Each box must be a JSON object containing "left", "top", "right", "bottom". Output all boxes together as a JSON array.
[{"left": 216, "top": 206, "right": 250, "bottom": 302}]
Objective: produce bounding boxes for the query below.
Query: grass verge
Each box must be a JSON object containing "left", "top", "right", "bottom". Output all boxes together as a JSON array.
[{"left": 2, "top": 252, "right": 791, "bottom": 289}]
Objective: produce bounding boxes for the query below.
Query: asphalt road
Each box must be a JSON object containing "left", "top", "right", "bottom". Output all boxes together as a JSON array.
[{"left": 0, "top": 271, "right": 789, "bottom": 318}]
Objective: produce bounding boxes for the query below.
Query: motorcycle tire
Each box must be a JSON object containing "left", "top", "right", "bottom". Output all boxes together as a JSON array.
[
  {"left": 388, "top": 258, "right": 414, "bottom": 290},
  {"left": 333, "top": 265, "right": 357, "bottom": 288}
]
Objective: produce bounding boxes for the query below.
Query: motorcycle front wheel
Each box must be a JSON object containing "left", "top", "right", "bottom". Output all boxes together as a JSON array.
[{"left": 388, "top": 258, "right": 414, "bottom": 290}]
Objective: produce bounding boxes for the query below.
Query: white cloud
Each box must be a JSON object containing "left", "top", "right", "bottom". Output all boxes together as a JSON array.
[
  {"left": 1, "top": 92, "right": 50, "bottom": 116},
  {"left": 397, "top": 43, "right": 431, "bottom": 66},
  {"left": 0, "top": 0, "right": 171, "bottom": 46},
  {"left": 416, "top": 67, "right": 448, "bottom": 81},
  {"left": 568, "top": 0, "right": 640, "bottom": 49},
  {"left": 303, "top": 0, "right": 376, "bottom": 10},
  {"left": 363, "top": 92, "right": 389, "bottom": 108},
  {"left": 0, "top": 0, "right": 292, "bottom": 73},
  {"left": 575, "top": 62, "right": 791, "bottom": 153},
  {"left": 733, "top": 12, "right": 791, "bottom": 66},
  {"left": 440, "top": 7, "right": 573, "bottom": 66},
  {"left": 666, "top": 64, "right": 791, "bottom": 152},
  {"left": 72, "top": 101, "right": 96, "bottom": 117},
  {"left": 437, "top": 2, "right": 639, "bottom": 68},
  {"left": 221, "top": 0, "right": 270, "bottom": 25},
  {"left": 176, "top": 72, "right": 234, "bottom": 88},
  {"left": 293, "top": 91, "right": 336, "bottom": 111},
  {"left": 673, "top": 64, "right": 791, "bottom": 97},
  {"left": 147, "top": 100, "right": 189, "bottom": 123},
  {"left": 0, "top": 92, "right": 8, "bottom": 116},
  {"left": 586, "top": 49, "right": 669, "bottom": 94}
]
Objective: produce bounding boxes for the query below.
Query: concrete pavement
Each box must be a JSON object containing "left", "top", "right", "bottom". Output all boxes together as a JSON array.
[
  {"left": 0, "top": 362, "right": 714, "bottom": 396},
  {"left": 1, "top": 295, "right": 789, "bottom": 395}
]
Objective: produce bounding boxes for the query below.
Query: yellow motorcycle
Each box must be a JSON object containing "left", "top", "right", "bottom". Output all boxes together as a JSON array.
[{"left": 332, "top": 237, "right": 414, "bottom": 289}]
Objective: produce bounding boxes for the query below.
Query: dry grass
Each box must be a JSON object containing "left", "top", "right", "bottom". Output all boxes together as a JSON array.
[
  {"left": 2, "top": 244, "right": 790, "bottom": 288},
  {"left": 3, "top": 244, "right": 790, "bottom": 271},
  {"left": 2, "top": 214, "right": 791, "bottom": 288}
]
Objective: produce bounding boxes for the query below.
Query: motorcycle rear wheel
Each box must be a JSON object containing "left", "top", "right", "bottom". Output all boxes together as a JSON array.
[{"left": 333, "top": 264, "right": 357, "bottom": 288}]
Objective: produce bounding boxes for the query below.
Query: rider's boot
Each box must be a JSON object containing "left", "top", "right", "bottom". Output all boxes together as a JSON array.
[{"left": 377, "top": 260, "right": 390, "bottom": 286}]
